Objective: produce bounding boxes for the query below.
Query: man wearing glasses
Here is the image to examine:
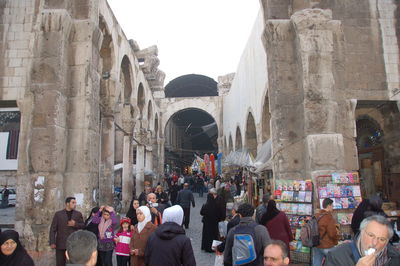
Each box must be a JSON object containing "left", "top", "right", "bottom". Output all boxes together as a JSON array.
[{"left": 325, "top": 215, "right": 400, "bottom": 266}]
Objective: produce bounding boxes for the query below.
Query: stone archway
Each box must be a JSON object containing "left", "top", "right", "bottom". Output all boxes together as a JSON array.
[
  {"left": 235, "top": 126, "right": 242, "bottom": 150},
  {"left": 261, "top": 93, "right": 271, "bottom": 143},
  {"left": 121, "top": 56, "right": 133, "bottom": 104},
  {"left": 147, "top": 101, "right": 153, "bottom": 130},
  {"left": 164, "top": 108, "right": 218, "bottom": 173},
  {"left": 245, "top": 112, "right": 257, "bottom": 158},
  {"left": 137, "top": 83, "right": 145, "bottom": 119}
]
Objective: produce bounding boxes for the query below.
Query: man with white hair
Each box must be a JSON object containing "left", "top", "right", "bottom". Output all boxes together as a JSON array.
[
  {"left": 325, "top": 215, "right": 400, "bottom": 266},
  {"left": 145, "top": 205, "right": 196, "bottom": 266}
]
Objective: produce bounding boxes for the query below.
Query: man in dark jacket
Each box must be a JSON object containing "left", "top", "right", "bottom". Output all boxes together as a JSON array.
[
  {"left": 176, "top": 183, "right": 195, "bottom": 228},
  {"left": 325, "top": 215, "right": 400, "bottom": 266},
  {"left": 224, "top": 203, "right": 271, "bottom": 266},
  {"left": 50, "top": 197, "right": 85, "bottom": 266},
  {"left": 145, "top": 205, "right": 196, "bottom": 266}
]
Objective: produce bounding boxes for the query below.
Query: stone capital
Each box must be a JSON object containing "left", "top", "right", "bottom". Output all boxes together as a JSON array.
[{"left": 291, "top": 8, "right": 332, "bottom": 33}]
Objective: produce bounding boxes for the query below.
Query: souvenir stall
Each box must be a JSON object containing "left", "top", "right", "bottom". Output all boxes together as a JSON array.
[
  {"left": 274, "top": 179, "right": 314, "bottom": 263},
  {"left": 254, "top": 139, "right": 273, "bottom": 205},
  {"left": 315, "top": 172, "right": 362, "bottom": 240},
  {"left": 222, "top": 149, "right": 254, "bottom": 204}
]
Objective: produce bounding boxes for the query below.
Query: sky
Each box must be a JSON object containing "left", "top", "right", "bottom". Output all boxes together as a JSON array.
[{"left": 107, "top": 0, "right": 261, "bottom": 84}]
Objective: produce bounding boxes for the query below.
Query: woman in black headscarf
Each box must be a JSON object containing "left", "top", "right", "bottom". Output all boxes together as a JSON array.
[
  {"left": 0, "top": 230, "right": 34, "bottom": 266},
  {"left": 200, "top": 189, "right": 220, "bottom": 252}
]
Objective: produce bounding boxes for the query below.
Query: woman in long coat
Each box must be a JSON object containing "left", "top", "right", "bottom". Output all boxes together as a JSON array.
[
  {"left": 260, "top": 200, "right": 294, "bottom": 256},
  {"left": 200, "top": 189, "right": 221, "bottom": 252},
  {"left": 130, "top": 206, "right": 157, "bottom": 266}
]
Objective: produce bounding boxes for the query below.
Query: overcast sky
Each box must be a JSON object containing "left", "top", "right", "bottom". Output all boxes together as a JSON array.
[{"left": 107, "top": 0, "right": 260, "bottom": 84}]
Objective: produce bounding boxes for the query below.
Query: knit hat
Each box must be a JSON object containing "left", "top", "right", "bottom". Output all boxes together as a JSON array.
[{"left": 119, "top": 217, "right": 131, "bottom": 226}]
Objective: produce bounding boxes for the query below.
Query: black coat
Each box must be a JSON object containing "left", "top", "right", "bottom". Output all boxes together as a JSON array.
[
  {"left": 169, "top": 185, "right": 179, "bottom": 204},
  {"left": 200, "top": 194, "right": 221, "bottom": 252},
  {"left": 145, "top": 222, "right": 196, "bottom": 266}
]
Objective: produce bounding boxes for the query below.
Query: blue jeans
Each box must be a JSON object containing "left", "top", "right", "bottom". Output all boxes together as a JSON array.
[{"left": 312, "top": 247, "right": 335, "bottom": 266}]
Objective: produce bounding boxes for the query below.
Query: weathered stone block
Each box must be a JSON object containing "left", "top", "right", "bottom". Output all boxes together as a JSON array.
[
  {"left": 67, "top": 96, "right": 99, "bottom": 131},
  {"left": 64, "top": 172, "right": 98, "bottom": 212},
  {"left": 304, "top": 99, "right": 338, "bottom": 134},
  {"left": 32, "top": 90, "right": 67, "bottom": 128},
  {"left": 30, "top": 126, "right": 67, "bottom": 172},
  {"left": 305, "top": 133, "right": 345, "bottom": 170}
]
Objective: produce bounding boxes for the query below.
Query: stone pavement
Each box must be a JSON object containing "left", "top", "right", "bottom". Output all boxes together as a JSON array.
[{"left": 186, "top": 191, "right": 216, "bottom": 265}]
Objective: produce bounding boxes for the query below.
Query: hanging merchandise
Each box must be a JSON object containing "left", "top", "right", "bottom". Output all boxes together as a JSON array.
[
  {"left": 217, "top": 153, "right": 223, "bottom": 175},
  {"left": 204, "top": 154, "right": 210, "bottom": 176},
  {"left": 200, "top": 161, "right": 205, "bottom": 172},
  {"left": 210, "top": 153, "right": 216, "bottom": 178}
]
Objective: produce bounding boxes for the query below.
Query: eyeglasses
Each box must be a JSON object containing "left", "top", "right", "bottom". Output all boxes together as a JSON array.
[{"left": 364, "top": 231, "right": 388, "bottom": 244}]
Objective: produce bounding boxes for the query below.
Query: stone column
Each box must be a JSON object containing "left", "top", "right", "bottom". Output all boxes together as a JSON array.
[
  {"left": 122, "top": 135, "right": 133, "bottom": 210},
  {"left": 145, "top": 147, "right": 153, "bottom": 171},
  {"left": 136, "top": 144, "right": 145, "bottom": 196},
  {"left": 159, "top": 137, "right": 165, "bottom": 174},
  {"left": 15, "top": 9, "right": 72, "bottom": 264},
  {"left": 263, "top": 9, "right": 358, "bottom": 198},
  {"left": 99, "top": 115, "right": 115, "bottom": 206}
]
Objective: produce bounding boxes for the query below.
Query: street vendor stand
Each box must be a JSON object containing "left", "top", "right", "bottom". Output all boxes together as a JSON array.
[
  {"left": 274, "top": 179, "right": 314, "bottom": 263},
  {"left": 315, "top": 172, "right": 362, "bottom": 240}
]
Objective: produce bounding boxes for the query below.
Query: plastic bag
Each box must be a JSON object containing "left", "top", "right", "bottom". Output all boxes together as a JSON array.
[
  {"left": 218, "top": 221, "right": 228, "bottom": 238},
  {"left": 214, "top": 253, "right": 224, "bottom": 266}
]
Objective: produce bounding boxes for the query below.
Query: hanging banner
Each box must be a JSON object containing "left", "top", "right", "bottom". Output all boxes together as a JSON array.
[
  {"left": 217, "top": 152, "right": 223, "bottom": 175},
  {"left": 210, "top": 153, "right": 216, "bottom": 178}
]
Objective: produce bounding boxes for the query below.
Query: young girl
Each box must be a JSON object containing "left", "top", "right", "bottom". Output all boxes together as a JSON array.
[
  {"left": 114, "top": 217, "right": 132, "bottom": 266},
  {"left": 92, "top": 206, "right": 117, "bottom": 266}
]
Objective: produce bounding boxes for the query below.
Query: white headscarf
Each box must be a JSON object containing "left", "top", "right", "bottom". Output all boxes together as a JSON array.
[
  {"left": 162, "top": 205, "right": 184, "bottom": 226},
  {"left": 137, "top": 206, "right": 151, "bottom": 233}
]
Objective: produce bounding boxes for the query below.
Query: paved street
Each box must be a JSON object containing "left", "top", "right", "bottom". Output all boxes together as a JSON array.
[
  {"left": 0, "top": 193, "right": 217, "bottom": 265},
  {"left": 186, "top": 191, "right": 216, "bottom": 265}
]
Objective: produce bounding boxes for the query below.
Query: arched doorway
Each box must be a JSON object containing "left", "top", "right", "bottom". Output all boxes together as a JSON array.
[
  {"left": 355, "top": 101, "right": 400, "bottom": 203},
  {"left": 356, "top": 115, "right": 384, "bottom": 198},
  {"left": 164, "top": 108, "right": 218, "bottom": 173},
  {"left": 245, "top": 112, "right": 257, "bottom": 158}
]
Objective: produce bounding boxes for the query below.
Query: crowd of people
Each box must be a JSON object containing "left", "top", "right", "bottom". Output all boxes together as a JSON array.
[{"left": 1, "top": 173, "right": 400, "bottom": 266}]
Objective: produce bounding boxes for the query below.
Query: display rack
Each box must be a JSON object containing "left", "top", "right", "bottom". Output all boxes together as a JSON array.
[
  {"left": 315, "top": 172, "right": 362, "bottom": 238},
  {"left": 274, "top": 179, "right": 314, "bottom": 264}
]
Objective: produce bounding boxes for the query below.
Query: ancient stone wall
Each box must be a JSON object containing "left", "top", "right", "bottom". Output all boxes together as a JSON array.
[
  {"left": 0, "top": 0, "right": 164, "bottom": 263},
  {"left": 260, "top": 0, "right": 399, "bottom": 205}
]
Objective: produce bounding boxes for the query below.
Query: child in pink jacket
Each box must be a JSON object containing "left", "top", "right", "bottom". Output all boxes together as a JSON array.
[{"left": 114, "top": 217, "right": 133, "bottom": 266}]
